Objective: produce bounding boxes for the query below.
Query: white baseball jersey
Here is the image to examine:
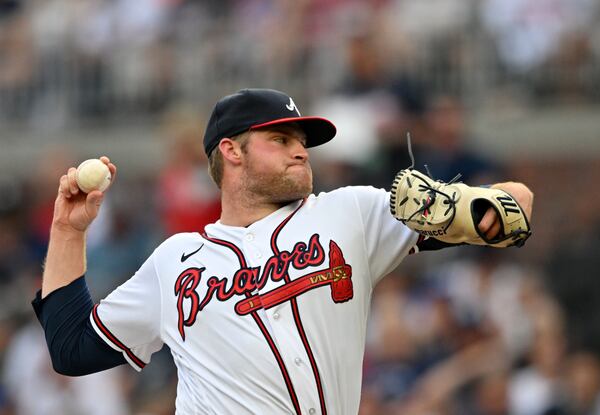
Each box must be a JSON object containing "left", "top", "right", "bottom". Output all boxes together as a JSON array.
[{"left": 90, "top": 186, "right": 418, "bottom": 414}]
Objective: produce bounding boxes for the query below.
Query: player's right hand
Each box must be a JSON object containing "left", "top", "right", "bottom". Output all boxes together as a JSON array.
[{"left": 52, "top": 156, "right": 117, "bottom": 233}]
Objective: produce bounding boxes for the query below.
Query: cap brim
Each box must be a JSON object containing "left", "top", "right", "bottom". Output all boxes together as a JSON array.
[{"left": 251, "top": 116, "right": 337, "bottom": 148}]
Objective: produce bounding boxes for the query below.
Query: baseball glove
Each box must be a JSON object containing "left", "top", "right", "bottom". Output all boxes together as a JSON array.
[{"left": 390, "top": 168, "right": 531, "bottom": 248}]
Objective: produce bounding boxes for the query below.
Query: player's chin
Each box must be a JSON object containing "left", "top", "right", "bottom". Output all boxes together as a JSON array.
[
  {"left": 292, "top": 172, "right": 313, "bottom": 195},
  {"left": 287, "top": 180, "right": 312, "bottom": 200},
  {"left": 276, "top": 177, "right": 312, "bottom": 203},
  {"left": 288, "top": 165, "right": 312, "bottom": 183}
]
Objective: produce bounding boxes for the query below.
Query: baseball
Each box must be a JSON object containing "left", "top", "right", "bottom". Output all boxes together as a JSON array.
[{"left": 76, "top": 158, "right": 111, "bottom": 193}]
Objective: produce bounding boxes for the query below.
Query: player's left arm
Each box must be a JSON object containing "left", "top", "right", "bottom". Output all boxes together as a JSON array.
[
  {"left": 477, "top": 181, "right": 533, "bottom": 240},
  {"left": 411, "top": 181, "right": 534, "bottom": 252}
]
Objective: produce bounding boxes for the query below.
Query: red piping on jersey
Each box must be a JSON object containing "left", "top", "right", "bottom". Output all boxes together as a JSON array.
[
  {"left": 201, "top": 233, "right": 302, "bottom": 415},
  {"left": 92, "top": 304, "right": 146, "bottom": 369},
  {"left": 270, "top": 199, "right": 329, "bottom": 415}
]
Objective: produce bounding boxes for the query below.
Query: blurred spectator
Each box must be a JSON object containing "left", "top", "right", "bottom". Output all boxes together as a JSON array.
[
  {"left": 0, "top": 0, "right": 33, "bottom": 121},
  {"left": 0, "top": 177, "right": 30, "bottom": 285},
  {"left": 1, "top": 0, "right": 598, "bottom": 125},
  {"left": 312, "top": 31, "right": 428, "bottom": 191},
  {"left": 70, "top": 0, "right": 114, "bottom": 119},
  {"left": 109, "top": 0, "right": 177, "bottom": 113},
  {"left": 508, "top": 292, "right": 568, "bottom": 415},
  {"left": 3, "top": 319, "right": 129, "bottom": 415},
  {"left": 27, "top": 0, "right": 76, "bottom": 129},
  {"left": 471, "top": 371, "right": 512, "bottom": 415},
  {"left": 311, "top": 32, "right": 388, "bottom": 179},
  {"left": 545, "top": 170, "right": 600, "bottom": 355},
  {"left": 481, "top": 0, "right": 597, "bottom": 75},
  {"left": 363, "top": 249, "right": 571, "bottom": 414},
  {"left": 430, "top": 249, "right": 533, "bottom": 360},
  {"left": 85, "top": 189, "right": 158, "bottom": 298},
  {"left": 564, "top": 352, "right": 600, "bottom": 415},
  {"left": 156, "top": 108, "right": 221, "bottom": 235},
  {"left": 364, "top": 273, "right": 424, "bottom": 404},
  {"left": 364, "top": 265, "right": 508, "bottom": 412},
  {"left": 25, "top": 150, "right": 76, "bottom": 261},
  {"left": 383, "top": 0, "right": 470, "bottom": 44},
  {"left": 420, "top": 94, "right": 501, "bottom": 184},
  {"left": 380, "top": 0, "right": 471, "bottom": 68}
]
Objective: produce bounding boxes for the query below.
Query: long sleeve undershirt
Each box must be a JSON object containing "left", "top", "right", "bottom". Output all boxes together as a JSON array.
[{"left": 32, "top": 276, "right": 126, "bottom": 376}]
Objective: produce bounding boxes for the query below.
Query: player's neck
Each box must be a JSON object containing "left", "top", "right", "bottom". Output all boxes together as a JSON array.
[{"left": 219, "top": 189, "right": 286, "bottom": 227}]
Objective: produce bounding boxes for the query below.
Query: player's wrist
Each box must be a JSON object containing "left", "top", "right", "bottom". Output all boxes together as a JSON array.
[{"left": 50, "top": 222, "right": 87, "bottom": 239}]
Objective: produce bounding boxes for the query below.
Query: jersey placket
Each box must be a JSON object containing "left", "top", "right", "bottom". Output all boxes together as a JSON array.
[{"left": 243, "top": 220, "right": 326, "bottom": 415}]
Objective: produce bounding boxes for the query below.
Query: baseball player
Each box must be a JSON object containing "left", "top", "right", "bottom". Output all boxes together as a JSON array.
[{"left": 33, "top": 89, "right": 533, "bottom": 414}]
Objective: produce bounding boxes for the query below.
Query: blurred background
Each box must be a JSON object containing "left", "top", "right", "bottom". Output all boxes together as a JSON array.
[{"left": 1, "top": 0, "right": 600, "bottom": 414}]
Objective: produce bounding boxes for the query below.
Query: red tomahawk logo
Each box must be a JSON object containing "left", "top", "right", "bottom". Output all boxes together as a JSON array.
[{"left": 235, "top": 241, "right": 353, "bottom": 315}]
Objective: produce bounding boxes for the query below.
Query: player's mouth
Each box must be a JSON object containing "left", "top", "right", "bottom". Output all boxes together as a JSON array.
[{"left": 287, "top": 162, "right": 309, "bottom": 170}]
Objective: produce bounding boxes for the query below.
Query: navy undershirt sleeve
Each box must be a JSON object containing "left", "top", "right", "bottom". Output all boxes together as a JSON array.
[{"left": 32, "top": 276, "right": 127, "bottom": 376}]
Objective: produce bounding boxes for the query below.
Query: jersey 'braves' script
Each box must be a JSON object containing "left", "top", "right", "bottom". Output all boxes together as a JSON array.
[{"left": 90, "top": 186, "right": 417, "bottom": 414}]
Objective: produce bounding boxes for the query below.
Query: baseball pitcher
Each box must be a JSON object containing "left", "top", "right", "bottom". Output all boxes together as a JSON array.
[{"left": 33, "top": 89, "right": 533, "bottom": 414}]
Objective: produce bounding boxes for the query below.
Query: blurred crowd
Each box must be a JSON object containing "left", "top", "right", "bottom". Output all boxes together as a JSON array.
[
  {"left": 1, "top": 0, "right": 600, "bottom": 127},
  {"left": 2, "top": 0, "right": 600, "bottom": 414}
]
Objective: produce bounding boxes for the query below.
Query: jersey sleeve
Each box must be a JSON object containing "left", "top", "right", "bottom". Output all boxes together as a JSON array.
[
  {"left": 91, "top": 254, "right": 164, "bottom": 371},
  {"left": 349, "top": 186, "right": 419, "bottom": 284}
]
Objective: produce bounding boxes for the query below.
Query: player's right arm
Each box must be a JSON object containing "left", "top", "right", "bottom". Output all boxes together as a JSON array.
[
  {"left": 33, "top": 156, "right": 127, "bottom": 375},
  {"left": 41, "top": 156, "right": 115, "bottom": 298}
]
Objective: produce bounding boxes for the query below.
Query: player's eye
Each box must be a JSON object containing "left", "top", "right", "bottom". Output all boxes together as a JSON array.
[{"left": 273, "top": 136, "right": 287, "bottom": 144}]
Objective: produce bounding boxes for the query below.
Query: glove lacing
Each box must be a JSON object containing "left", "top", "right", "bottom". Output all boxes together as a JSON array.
[{"left": 403, "top": 171, "right": 462, "bottom": 234}]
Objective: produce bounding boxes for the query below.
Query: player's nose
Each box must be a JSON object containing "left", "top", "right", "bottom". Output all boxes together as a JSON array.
[{"left": 292, "top": 140, "right": 309, "bottom": 162}]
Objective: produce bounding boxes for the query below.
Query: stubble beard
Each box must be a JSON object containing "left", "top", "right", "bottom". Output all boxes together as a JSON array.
[{"left": 243, "top": 161, "right": 313, "bottom": 205}]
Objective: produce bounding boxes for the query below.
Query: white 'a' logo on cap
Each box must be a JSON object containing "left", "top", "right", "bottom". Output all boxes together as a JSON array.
[{"left": 285, "top": 97, "right": 301, "bottom": 115}]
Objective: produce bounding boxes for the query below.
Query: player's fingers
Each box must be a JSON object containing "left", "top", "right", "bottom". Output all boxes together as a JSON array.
[
  {"left": 67, "top": 167, "right": 80, "bottom": 195},
  {"left": 108, "top": 162, "right": 117, "bottom": 185},
  {"left": 85, "top": 190, "right": 104, "bottom": 219},
  {"left": 478, "top": 207, "right": 503, "bottom": 240},
  {"left": 485, "top": 217, "right": 502, "bottom": 240},
  {"left": 477, "top": 207, "right": 496, "bottom": 233},
  {"left": 59, "top": 174, "right": 71, "bottom": 198},
  {"left": 99, "top": 156, "right": 117, "bottom": 187}
]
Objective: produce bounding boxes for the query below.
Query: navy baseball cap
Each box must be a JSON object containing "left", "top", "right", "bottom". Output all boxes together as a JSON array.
[{"left": 203, "top": 88, "right": 337, "bottom": 156}]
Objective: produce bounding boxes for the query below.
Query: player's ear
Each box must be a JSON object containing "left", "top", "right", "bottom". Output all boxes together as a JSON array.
[{"left": 219, "top": 138, "right": 243, "bottom": 165}]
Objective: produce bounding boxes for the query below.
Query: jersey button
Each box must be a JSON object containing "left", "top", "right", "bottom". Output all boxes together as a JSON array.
[
  {"left": 245, "top": 233, "right": 254, "bottom": 241},
  {"left": 294, "top": 357, "right": 302, "bottom": 366},
  {"left": 273, "top": 312, "right": 280, "bottom": 320},
  {"left": 309, "top": 409, "right": 316, "bottom": 415}
]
